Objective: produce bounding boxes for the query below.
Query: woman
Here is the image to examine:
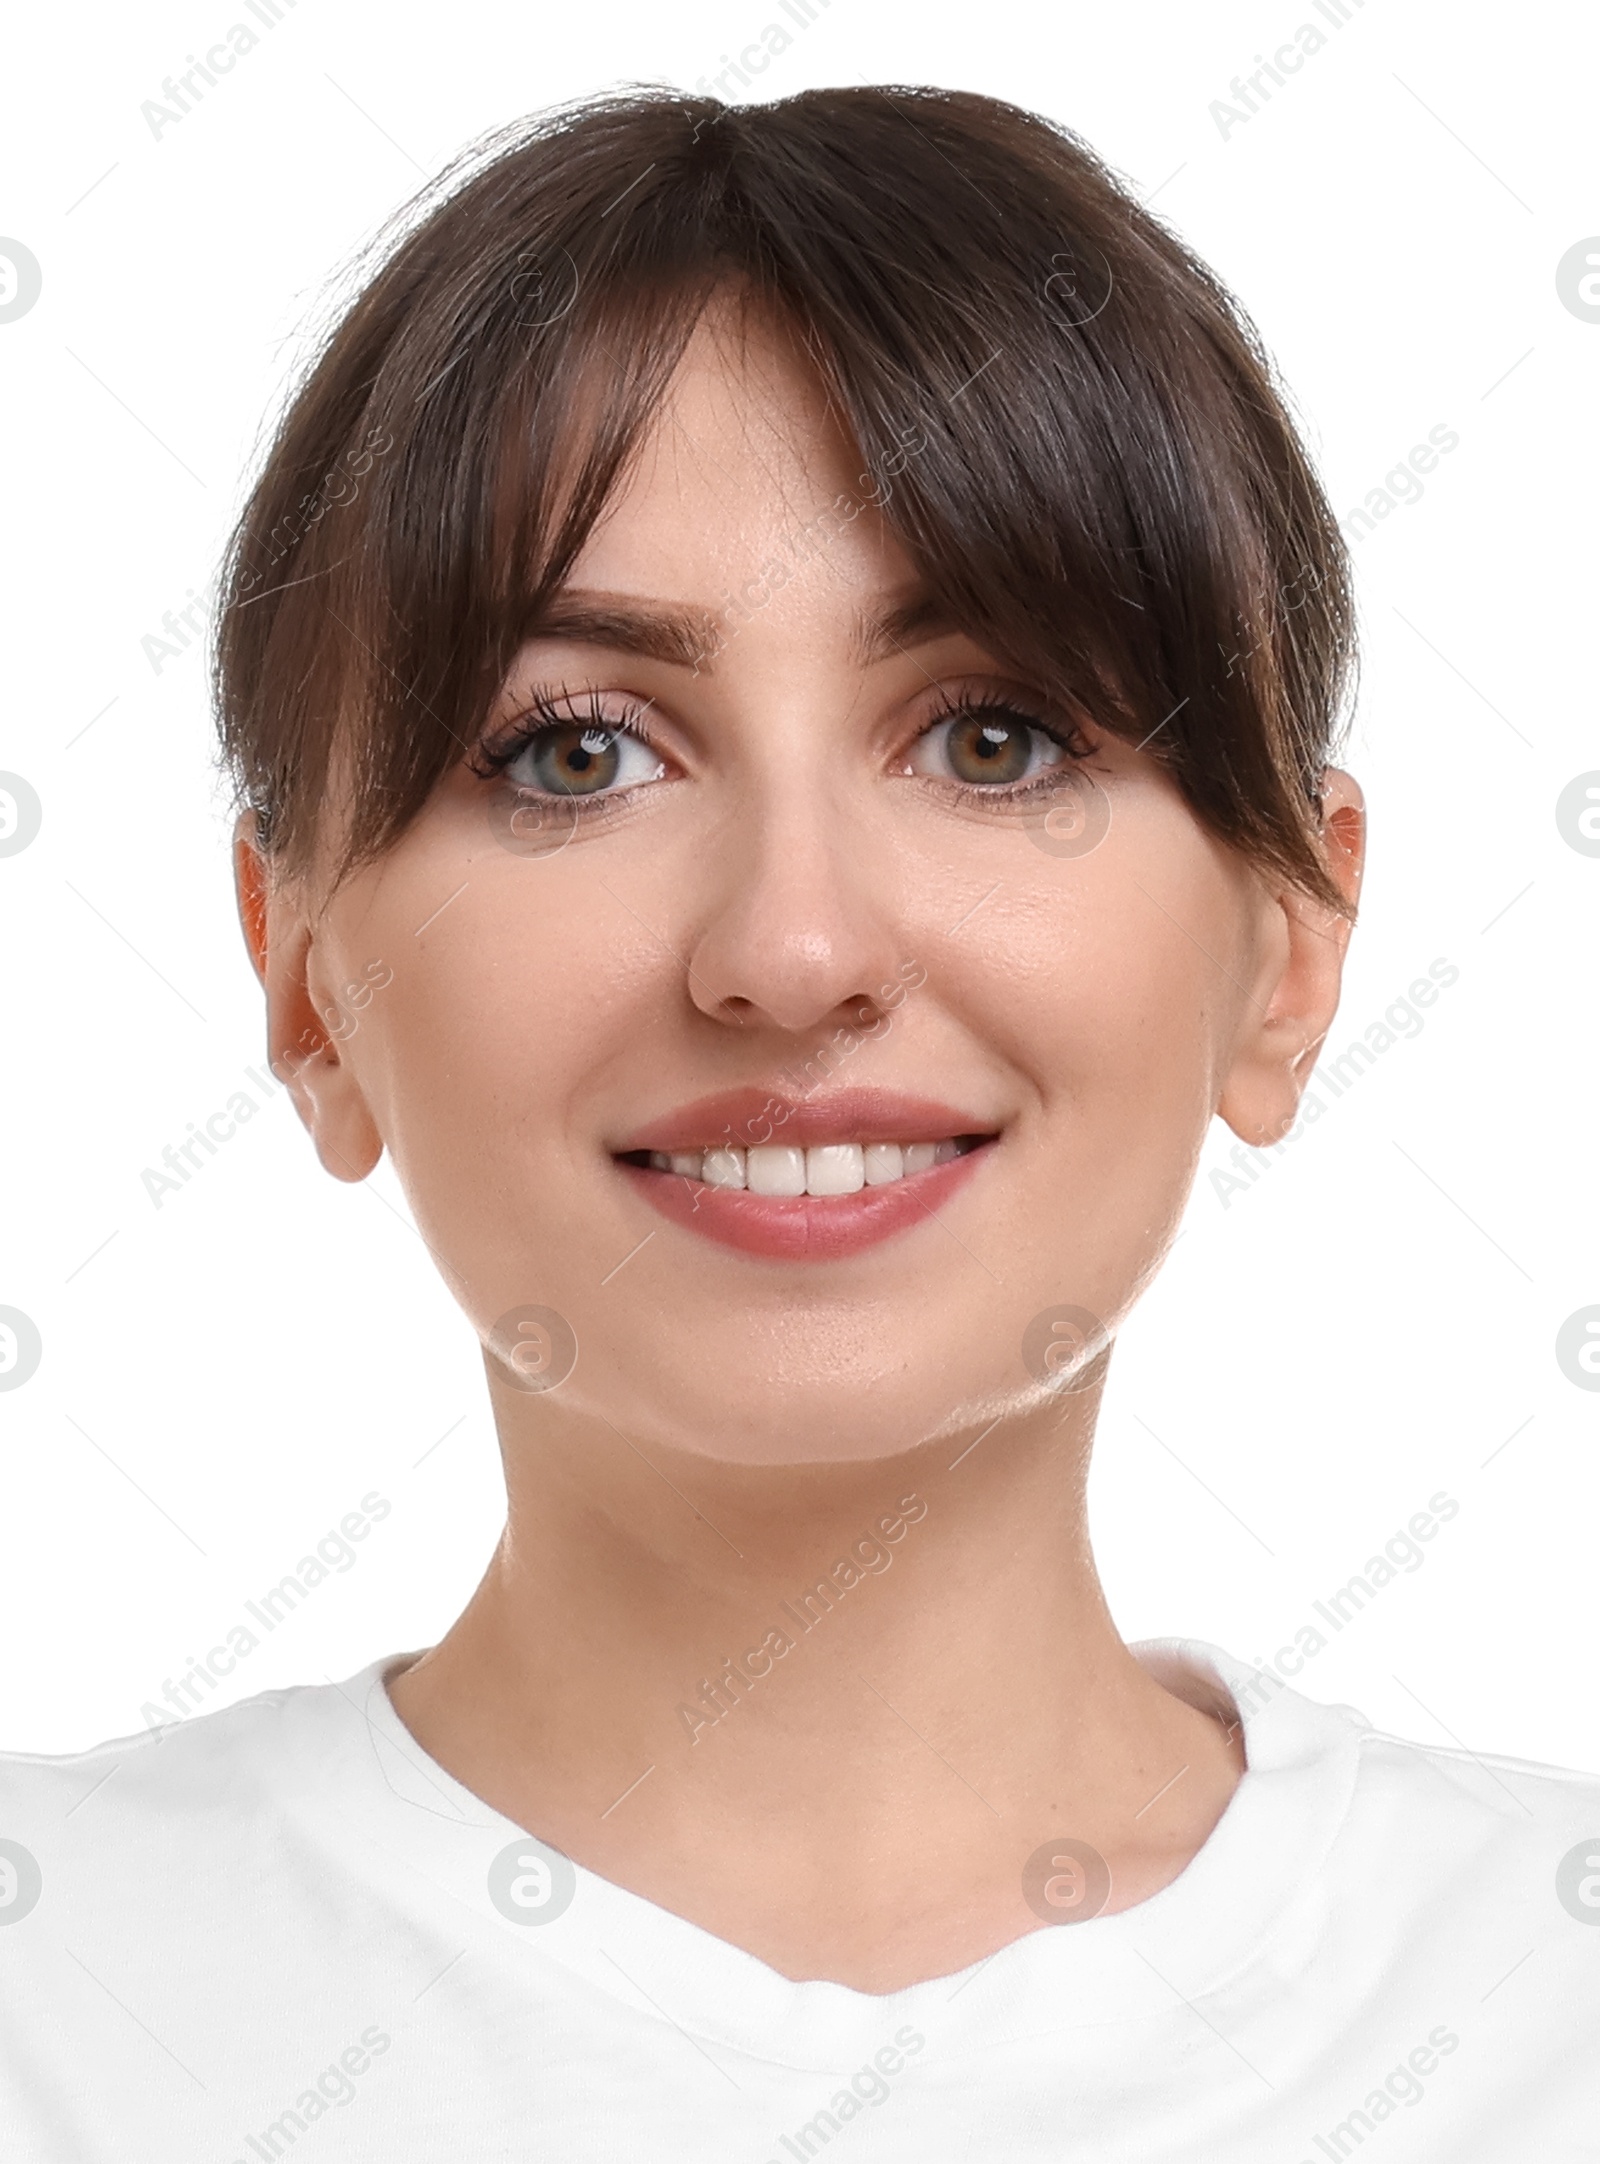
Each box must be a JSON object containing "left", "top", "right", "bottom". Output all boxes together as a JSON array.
[{"left": 2, "top": 83, "right": 1594, "bottom": 2160}]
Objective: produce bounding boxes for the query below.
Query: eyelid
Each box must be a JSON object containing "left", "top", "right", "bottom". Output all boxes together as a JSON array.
[
  {"left": 916, "top": 676, "right": 1092, "bottom": 739},
  {"left": 469, "top": 676, "right": 1100, "bottom": 808},
  {"left": 904, "top": 681, "right": 1099, "bottom": 774},
  {"left": 471, "top": 683, "right": 670, "bottom": 781}
]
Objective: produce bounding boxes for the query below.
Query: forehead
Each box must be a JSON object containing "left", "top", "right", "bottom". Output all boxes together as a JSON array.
[{"left": 562, "top": 301, "right": 918, "bottom": 609}]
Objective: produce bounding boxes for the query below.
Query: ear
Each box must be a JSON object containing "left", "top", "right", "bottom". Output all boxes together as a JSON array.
[
  {"left": 232, "top": 810, "right": 383, "bottom": 1184},
  {"left": 1215, "top": 769, "right": 1366, "bottom": 1147}
]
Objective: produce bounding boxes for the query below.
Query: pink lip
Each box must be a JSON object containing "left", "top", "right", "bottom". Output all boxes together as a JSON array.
[
  {"left": 613, "top": 1085, "right": 995, "bottom": 1155},
  {"left": 614, "top": 1140, "right": 994, "bottom": 1261}
]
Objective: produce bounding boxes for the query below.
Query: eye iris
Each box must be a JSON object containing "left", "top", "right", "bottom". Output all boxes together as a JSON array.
[
  {"left": 534, "top": 724, "right": 620, "bottom": 795},
  {"left": 948, "top": 713, "right": 1031, "bottom": 786}
]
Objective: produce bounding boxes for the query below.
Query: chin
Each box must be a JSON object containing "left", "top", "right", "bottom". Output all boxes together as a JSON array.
[{"left": 571, "top": 1337, "right": 1006, "bottom": 1469}]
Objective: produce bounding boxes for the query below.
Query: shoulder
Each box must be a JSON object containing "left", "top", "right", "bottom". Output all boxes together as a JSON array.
[
  {"left": 0, "top": 1680, "right": 297, "bottom": 1827},
  {"left": 1175, "top": 1641, "right": 1600, "bottom": 1973},
  {"left": 1202, "top": 1639, "right": 1600, "bottom": 1865},
  {"left": 1281, "top": 1685, "right": 1600, "bottom": 2023},
  {"left": 0, "top": 1668, "right": 382, "bottom": 1927},
  {"left": 1343, "top": 1717, "right": 1600, "bottom": 1902}
]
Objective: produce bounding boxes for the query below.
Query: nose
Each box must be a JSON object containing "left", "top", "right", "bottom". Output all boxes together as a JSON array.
[{"left": 683, "top": 789, "right": 910, "bottom": 1039}]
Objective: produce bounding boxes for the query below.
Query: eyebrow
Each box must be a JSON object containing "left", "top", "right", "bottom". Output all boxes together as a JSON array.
[{"left": 518, "top": 589, "right": 966, "bottom": 672}]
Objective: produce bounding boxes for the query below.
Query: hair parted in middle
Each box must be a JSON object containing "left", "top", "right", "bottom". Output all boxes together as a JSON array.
[{"left": 214, "top": 81, "right": 1358, "bottom": 913}]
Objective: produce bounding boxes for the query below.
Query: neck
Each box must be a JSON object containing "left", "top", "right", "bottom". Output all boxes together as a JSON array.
[{"left": 387, "top": 1380, "right": 1245, "bottom": 1991}]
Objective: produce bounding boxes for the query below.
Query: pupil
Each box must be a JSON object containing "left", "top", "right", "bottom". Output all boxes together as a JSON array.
[
  {"left": 951, "top": 713, "right": 1029, "bottom": 785},
  {"left": 538, "top": 724, "right": 618, "bottom": 795}
]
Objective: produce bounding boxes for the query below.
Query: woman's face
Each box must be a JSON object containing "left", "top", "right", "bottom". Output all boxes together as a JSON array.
[{"left": 247, "top": 302, "right": 1358, "bottom": 1465}]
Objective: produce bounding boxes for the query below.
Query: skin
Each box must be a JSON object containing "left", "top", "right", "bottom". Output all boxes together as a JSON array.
[{"left": 235, "top": 296, "right": 1365, "bottom": 1994}]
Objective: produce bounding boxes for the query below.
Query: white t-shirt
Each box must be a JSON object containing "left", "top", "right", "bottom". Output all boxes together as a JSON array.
[{"left": 1, "top": 1638, "right": 1596, "bottom": 2161}]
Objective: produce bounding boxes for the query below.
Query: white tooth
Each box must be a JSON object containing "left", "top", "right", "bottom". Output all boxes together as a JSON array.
[
  {"left": 805, "top": 1143, "right": 865, "bottom": 1196},
  {"left": 669, "top": 1152, "right": 702, "bottom": 1177},
  {"left": 902, "top": 1143, "right": 939, "bottom": 1175},
  {"left": 701, "top": 1147, "right": 746, "bottom": 1189},
  {"left": 863, "top": 1143, "right": 904, "bottom": 1186},
  {"left": 648, "top": 1152, "right": 673, "bottom": 1171},
  {"left": 746, "top": 1144, "right": 807, "bottom": 1196},
  {"left": 932, "top": 1139, "right": 962, "bottom": 1165}
]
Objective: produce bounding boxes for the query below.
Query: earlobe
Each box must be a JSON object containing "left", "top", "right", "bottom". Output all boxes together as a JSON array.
[
  {"left": 288, "top": 1023, "right": 386, "bottom": 1185},
  {"left": 232, "top": 811, "right": 384, "bottom": 1185},
  {"left": 1215, "top": 766, "right": 1365, "bottom": 1148}
]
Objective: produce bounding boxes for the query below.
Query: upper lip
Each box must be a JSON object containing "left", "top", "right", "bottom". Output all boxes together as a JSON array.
[{"left": 613, "top": 1086, "right": 1001, "bottom": 1155}]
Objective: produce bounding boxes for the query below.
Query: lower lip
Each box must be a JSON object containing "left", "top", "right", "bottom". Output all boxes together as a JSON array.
[{"left": 614, "top": 1142, "right": 994, "bottom": 1261}]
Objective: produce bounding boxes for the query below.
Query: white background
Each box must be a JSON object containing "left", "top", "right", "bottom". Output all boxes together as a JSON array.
[{"left": 0, "top": 0, "right": 1594, "bottom": 1763}]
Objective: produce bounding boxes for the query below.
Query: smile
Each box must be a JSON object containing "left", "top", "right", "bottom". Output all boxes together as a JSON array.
[
  {"left": 610, "top": 1088, "right": 1001, "bottom": 1260},
  {"left": 625, "top": 1136, "right": 984, "bottom": 1194}
]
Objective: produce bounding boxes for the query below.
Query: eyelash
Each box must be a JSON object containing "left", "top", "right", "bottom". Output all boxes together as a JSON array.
[
  {"left": 914, "top": 687, "right": 1094, "bottom": 807},
  {"left": 469, "top": 684, "right": 1093, "bottom": 811},
  {"left": 470, "top": 686, "right": 661, "bottom": 791}
]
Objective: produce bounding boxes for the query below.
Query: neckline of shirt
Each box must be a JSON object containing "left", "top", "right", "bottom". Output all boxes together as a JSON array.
[{"left": 300, "top": 1636, "right": 1368, "bottom": 2072}]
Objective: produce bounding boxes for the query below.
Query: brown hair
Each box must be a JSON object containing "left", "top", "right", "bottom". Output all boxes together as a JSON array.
[{"left": 212, "top": 82, "right": 1357, "bottom": 912}]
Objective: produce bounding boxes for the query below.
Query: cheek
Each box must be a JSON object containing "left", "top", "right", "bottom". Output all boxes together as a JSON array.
[
  {"left": 965, "top": 854, "right": 1232, "bottom": 1125},
  {"left": 344, "top": 863, "right": 647, "bottom": 1215},
  {"left": 950, "top": 833, "right": 1244, "bottom": 1279},
  {"left": 1021, "top": 986, "right": 1207, "bottom": 1274}
]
